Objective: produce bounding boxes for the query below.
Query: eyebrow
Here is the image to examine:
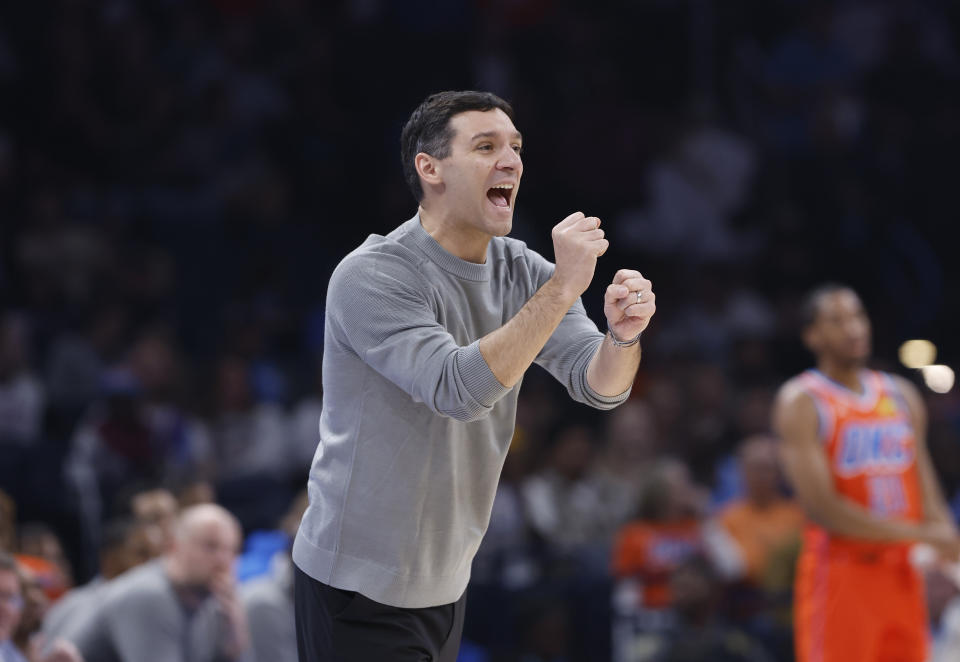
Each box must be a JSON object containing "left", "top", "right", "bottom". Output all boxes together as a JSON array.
[{"left": 470, "top": 131, "right": 523, "bottom": 142}]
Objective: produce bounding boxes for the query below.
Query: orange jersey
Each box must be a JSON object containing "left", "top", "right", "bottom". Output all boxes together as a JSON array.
[
  {"left": 797, "top": 368, "right": 924, "bottom": 558},
  {"left": 612, "top": 520, "right": 702, "bottom": 608},
  {"left": 793, "top": 369, "right": 929, "bottom": 662}
]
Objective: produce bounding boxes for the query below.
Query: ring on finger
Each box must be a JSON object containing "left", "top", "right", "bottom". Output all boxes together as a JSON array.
[{"left": 636, "top": 290, "right": 642, "bottom": 304}]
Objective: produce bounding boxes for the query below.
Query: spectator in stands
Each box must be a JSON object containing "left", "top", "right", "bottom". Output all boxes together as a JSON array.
[
  {"left": 522, "top": 423, "right": 611, "bottom": 574},
  {"left": 240, "top": 556, "right": 293, "bottom": 662},
  {"left": 67, "top": 503, "right": 249, "bottom": 662},
  {"left": 590, "top": 400, "right": 662, "bottom": 541},
  {"left": 613, "top": 458, "right": 708, "bottom": 610},
  {"left": 0, "top": 313, "right": 44, "bottom": 448},
  {"left": 208, "top": 356, "right": 293, "bottom": 531},
  {"left": 128, "top": 329, "right": 213, "bottom": 488},
  {"left": 714, "top": 436, "right": 804, "bottom": 586},
  {"left": 2, "top": 556, "right": 81, "bottom": 662},
  {"left": 42, "top": 518, "right": 163, "bottom": 644},
  {"left": 124, "top": 485, "right": 179, "bottom": 552},
  {"left": 0, "top": 551, "right": 26, "bottom": 662},
  {"left": 611, "top": 458, "right": 709, "bottom": 659},
  {"left": 16, "top": 526, "right": 72, "bottom": 599},
  {"left": 238, "top": 489, "right": 308, "bottom": 662},
  {"left": 650, "top": 555, "right": 774, "bottom": 662}
]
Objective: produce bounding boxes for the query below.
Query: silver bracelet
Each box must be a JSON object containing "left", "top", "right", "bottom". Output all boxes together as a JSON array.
[{"left": 607, "top": 323, "right": 642, "bottom": 348}]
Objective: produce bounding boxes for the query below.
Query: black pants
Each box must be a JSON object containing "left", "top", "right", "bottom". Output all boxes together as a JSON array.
[{"left": 294, "top": 565, "right": 466, "bottom": 662}]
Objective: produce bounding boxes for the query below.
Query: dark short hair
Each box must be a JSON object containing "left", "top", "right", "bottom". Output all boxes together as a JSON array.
[
  {"left": 400, "top": 90, "right": 515, "bottom": 202},
  {"left": 799, "top": 283, "right": 856, "bottom": 330}
]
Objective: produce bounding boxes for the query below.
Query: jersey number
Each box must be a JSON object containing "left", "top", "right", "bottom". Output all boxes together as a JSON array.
[{"left": 867, "top": 475, "right": 907, "bottom": 516}]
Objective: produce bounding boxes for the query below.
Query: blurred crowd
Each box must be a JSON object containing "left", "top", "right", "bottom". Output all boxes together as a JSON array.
[{"left": 2, "top": 0, "right": 960, "bottom": 661}]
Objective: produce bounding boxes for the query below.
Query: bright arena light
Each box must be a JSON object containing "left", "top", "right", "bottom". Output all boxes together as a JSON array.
[
  {"left": 899, "top": 339, "right": 937, "bottom": 369},
  {"left": 921, "top": 365, "right": 955, "bottom": 394}
]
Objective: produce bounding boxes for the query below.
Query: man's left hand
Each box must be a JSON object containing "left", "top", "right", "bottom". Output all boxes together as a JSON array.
[{"left": 604, "top": 269, "right": 655, "bottom": 342}]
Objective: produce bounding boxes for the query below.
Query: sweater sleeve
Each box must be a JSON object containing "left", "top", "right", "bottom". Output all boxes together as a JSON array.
[
  {"left": 525, "top": 250, "right": 631, "bottom": 409},
  {"left": 326, "top": 251, "right": 511, "bottom": 422}
]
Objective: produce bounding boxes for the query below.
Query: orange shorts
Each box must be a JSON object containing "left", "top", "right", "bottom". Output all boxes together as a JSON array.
[{"left": 795, "top": 548, "right": 928, "bottom": 662}]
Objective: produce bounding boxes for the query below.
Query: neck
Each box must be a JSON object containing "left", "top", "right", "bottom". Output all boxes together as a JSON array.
[
  {"left": 817, "top": 359, "right": 864, "bottom": 393},
  {"left": 418, "top": 204, "right": 490, "bottom": 263}
]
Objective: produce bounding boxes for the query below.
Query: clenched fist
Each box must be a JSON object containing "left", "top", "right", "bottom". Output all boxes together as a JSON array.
[
  {"left": 550, "top": 211, "right": 608, "bottom": 298},
  {"left": 604, "top": 269, "right": 655, "bottom": 343}
]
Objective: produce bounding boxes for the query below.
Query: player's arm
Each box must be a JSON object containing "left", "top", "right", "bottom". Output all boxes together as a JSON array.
[
  {"left": 895, "top": 375, "right": 957, "bottom": 530},
  {"left": 585, "top": 269, "right": 655, "bottom": 397},
  {"left": 774, "top": 379, "right": 934, "bottom": 542},
  {"left": 479, "top": 212, "right": 608, "bottom": 388}
]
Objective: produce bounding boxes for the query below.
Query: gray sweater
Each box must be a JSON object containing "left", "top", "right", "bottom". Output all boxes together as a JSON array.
[
  {"left": 292, "top": 215, "right": 629, "bottom": 608},
  {"left": 69, "top": 560, "right": 246, "bottom": 662}
]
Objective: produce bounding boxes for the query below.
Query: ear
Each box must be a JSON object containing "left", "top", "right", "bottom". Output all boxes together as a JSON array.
[{"left": 415, "top": 153, "right": 443, "bottom": 189}]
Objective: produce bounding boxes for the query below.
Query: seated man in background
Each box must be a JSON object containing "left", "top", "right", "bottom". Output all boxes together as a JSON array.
[
  {"left": 67, "top": 504, "right": 250, "bottom": 662},
  {"left": 42, "top": 517, "right": 163, "bottom": 644}
]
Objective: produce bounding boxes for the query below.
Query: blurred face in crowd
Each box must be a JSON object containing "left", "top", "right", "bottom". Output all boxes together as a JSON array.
[
  {"left": 739, "top": 436, "right": 781, "bottom": 507},
  {"left": 132, "top": 489, "right": 178, "bottom": 551},
  {"left": 422, "top": 109, "right": 523, "bottom": 246},
  {"left": 0, "top": 569, "right": 22, "bottom": 642},
  {"left": 663, "top": 461, "right": 704, "bottom": 519},
  {"left": 804, "top": 288, "right": 871, "bottom": 369},
  {"left": 172, "top": 505, "right": 240, "bottom": 589},
  {"left": 13, "top": 567, "right": 47, "bottom": 643},
  {"left": 18, "top": 527, "right": 72, "bottom": 587},
  {"left": 125, "top": 522, "right": 165, "bottom": 571}
]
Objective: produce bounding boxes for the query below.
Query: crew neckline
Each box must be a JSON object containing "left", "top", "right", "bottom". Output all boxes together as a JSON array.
[{"left": 401, "top": 214, "right": 492, "bottom": 282}]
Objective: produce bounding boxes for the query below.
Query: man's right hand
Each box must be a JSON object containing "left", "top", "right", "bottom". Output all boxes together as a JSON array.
[{"left": 549, "top": 212, "right": 609, "bottom": 299}]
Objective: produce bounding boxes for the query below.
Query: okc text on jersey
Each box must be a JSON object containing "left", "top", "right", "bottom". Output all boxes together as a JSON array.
[{"left": 835, "top": 421, "right": 914, "bottom": 477}]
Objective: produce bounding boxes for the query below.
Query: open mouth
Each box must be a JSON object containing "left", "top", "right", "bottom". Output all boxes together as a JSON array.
[{"left": 486, "top": 184, "right": 514, "bottom": 210}]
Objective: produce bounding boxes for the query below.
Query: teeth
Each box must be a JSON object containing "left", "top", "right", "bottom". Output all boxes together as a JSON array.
[{"left": 492, "top": 184, "right": 514, "bottom": 189}]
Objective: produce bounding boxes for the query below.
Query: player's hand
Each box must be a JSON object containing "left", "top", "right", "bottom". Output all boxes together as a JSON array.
[
  {"left": 919, "top": 521, "right": 960, "bottom": 563},
  {"left": 604, "top": 269, "right": 656, "bottom": 342},
  {"left": 550, "top": 212, "right": 608, "bottom": 299}
]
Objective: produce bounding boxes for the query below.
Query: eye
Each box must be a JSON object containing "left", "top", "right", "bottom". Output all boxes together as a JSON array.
[
  {"left": 477, "top": 143, "right": 493, "bottom": 151},
  {"left": 512, "top": 144, "right": 523, "bottom": 154}
]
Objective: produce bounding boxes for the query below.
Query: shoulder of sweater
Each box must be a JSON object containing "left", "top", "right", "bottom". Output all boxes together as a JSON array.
[
  {"left": 101, "top": 561, "right": 169, "bottom": 607},
  {"left": 333, "top": 234, "right": 428, "bottom": 281},
  {"left": 490, "top": 235, "right": 541, "bottom": 263}
]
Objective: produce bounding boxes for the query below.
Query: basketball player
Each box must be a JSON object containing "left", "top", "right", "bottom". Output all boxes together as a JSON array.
[
  {"left": 293, "top": 91, "right": 657, "bottom": 661},
  {"left": 774, "top": 284, "right": 960, "bottom": 662}
]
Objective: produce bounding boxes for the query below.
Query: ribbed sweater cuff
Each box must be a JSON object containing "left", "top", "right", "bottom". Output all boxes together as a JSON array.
[{"left": 457, "top": 341, "right": 510, "bottom": 408}]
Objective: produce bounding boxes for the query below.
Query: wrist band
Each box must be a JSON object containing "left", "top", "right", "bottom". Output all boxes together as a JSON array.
[{"left": 607, "top": 323, "right": 642, "bottom": 348}]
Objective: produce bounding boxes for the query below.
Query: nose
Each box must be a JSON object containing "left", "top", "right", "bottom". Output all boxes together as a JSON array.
[
  {"left": 498, "top": 146, "right": 522, "bottom": 171},
  {"left": 846, "top": 315, "right": 868, "bottom": 337}
]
